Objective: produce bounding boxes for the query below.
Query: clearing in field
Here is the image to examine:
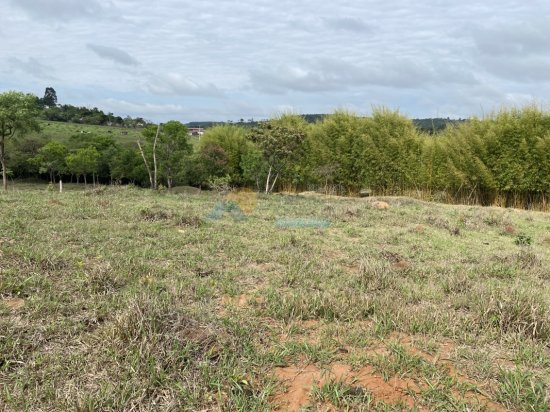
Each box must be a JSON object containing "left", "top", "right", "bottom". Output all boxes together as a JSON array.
[{"left": 0, "top": 185, "right": 549, "bottom": 411}]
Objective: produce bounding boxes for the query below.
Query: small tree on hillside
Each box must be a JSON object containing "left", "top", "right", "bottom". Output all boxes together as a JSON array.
[
  {"left": 0, "top": 91, "right": 39, "bottom": 191},
  {"left": 29, "top": 141, "right": 68, "bottom": 182}
]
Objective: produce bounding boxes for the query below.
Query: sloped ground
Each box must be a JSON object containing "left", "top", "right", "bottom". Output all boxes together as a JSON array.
[{"left": 1, "top": 185, "right": 549, "bottom": 411}]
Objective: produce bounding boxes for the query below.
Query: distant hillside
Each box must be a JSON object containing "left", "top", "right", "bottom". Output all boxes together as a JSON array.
[
  {"left": 186, "top": 115, "right": 467, "bottom": 134},
  {"left": 412, "top": 118, "right": 468, "bottom": 134}
]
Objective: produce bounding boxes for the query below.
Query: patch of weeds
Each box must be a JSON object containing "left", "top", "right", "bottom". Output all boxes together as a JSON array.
[
  {"left": 226, "top": 377, "right": 274, "bottom": 412},
  {"left": 261, "top": 289, "right": 374, "bottom": 322},
  {"left": 442, "top": 274, "right": 472, "bottom": 294},
  {"left": 496, "top": 368, "right": 548, "bottom": 411},
  {"left": 311, "top": 379, "right": 373, "bottom": 409},
  {"left": 514, "top": 342, "right": 550, "bottom": 369},
  {"left": 356, "top": 257, "right": 396, "bottom": 292},
  {"left": 475, "top": 290, "right": 550, "bottom": 341},
  {"left": 176, "top": 212, "right": 204, "bottom": 228},
  {"left": 140, "top": 206, "right": 172, "bottom": 221},
  {"left": 514, "top": 234, "right": 533, "bottom": 246},
  {"left": 140, "top": 206, "right": 203, "bottom": 227},
  {"left": 515, "top": 251, "right": 541, "bottom": 269}
]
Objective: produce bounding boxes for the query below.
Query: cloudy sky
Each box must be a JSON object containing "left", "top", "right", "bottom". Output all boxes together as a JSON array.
[{"left": 1, "top": 0, "right": 549, "bottom": 122}]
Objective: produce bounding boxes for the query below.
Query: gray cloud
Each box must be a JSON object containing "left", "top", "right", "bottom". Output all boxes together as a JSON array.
[
  {"left": 87, "top": 44, "right": 140, "bottom": 66},
  {"left": 472, "top": 20, "right": 550, "bottom": 83},
  {"left": 10, "top": 0, "right": 110, "bottom": 21},
  {"left": 324, "top": 17, "right": 372, "bottom": 33},
  {"left": 473, "top": 21, "right": 549, "bottom": 57},
  {"left": 250, "top": 57, "right": 477, "bottom": 94},
  {"left": 8, "top": 57, "right": 57, "bottom": 80},
  {"left": 146, "top": 73, "right": 223, "bottom": 97}
]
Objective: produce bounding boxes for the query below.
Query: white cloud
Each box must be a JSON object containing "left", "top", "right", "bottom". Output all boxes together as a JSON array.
[{"left": 146, "top": 73, "right": 223, "bottom": 97}]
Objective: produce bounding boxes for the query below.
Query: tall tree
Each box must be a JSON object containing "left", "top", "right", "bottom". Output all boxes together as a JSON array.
[
  {"left": 247, "top": 117, "right": 306, "bottom": 193},
  {"left": 42, "top": 87, "right": 58, "bottom": 107},
  {"left": 139, "top": 121, "right": 192, "bottom": 189},
  {"left": 0, "top": 91, "right": 39, "bottom": 191},
  {"left": 157, "top": 121, "right": 192, "bottom": 189}
]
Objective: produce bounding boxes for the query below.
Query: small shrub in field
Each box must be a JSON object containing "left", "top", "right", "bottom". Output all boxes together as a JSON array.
[
  {"left": 176, "top": 213, "right": 203, "bottom": 228},
  {"left": 514, "top": 233, "right": 533, "bottom": 246},
  {"left": 140, "top": 207, "right": 202, "bottom": 226},
  {"left": 140, "top": 207, "right": 171, "bottom": 221}
]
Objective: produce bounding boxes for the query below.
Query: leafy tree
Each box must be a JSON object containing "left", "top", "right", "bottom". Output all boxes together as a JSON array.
[
  {"left": 196, "top": 125, "right": 253, "bottom": 185},
  {"left": 29, "top": 141, "right": 68, "bottom": 182},
  {"left": 42, "top": 87, "right": 58, "bottom": 107},
  {"left": 0, "top": 91, "right": 39, "bottom": 191},
  {"left": 108, "top": 147, "right": 147, "bottom": 185},
  {"left": 65, "top": 146, "right": 100, "bottom": 185},
  {"left": 157, "top": 121, "right": 192, "bottom": 189},
  {"left": 247, "top": 116, "right": 306, "bottom": 193},
  {"left": 139, "top": 121, "right": 192, "bottom": 189},
  {"left": 240, "top": 146, "right": 268, "bottom": 191},
  {"left": 5, "top": 136, "right": 46, "bottom": 179}
]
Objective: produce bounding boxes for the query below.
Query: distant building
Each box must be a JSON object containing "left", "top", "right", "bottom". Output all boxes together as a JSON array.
[{"left": 188, "top": 127, "right": 204, "bottom": 137}]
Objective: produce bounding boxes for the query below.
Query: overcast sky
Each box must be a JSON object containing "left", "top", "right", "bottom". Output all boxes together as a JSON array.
[{"left": 2, "top": 0, "right": 549, "bottom": 122}]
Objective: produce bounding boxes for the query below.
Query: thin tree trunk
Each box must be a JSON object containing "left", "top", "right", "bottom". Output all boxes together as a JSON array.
[
  {"left": 152, "top": 124, "right": 160, "bottom": 190},
  {"left": 84, "top": 174, "right": 87, "bottom": 186},
  {"left": 1, "top": 137, "right": 6, "bottom": 192},
  {"left": 137, "top": 140, "right": 154, "bottom": 189},
  {"left": 269, "top": 172, "right": 279, "bottom": 193},
  {"left": 265, "top": 165, "right": 272, "bottom": 194}
]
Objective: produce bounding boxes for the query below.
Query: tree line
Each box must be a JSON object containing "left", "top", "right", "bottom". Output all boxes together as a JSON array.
[
  {"left": 36, "top": 87, "right": 149, "bottom": 127},
  {"left": 1, "top": 90, "right": 549, "bottom": 209}
]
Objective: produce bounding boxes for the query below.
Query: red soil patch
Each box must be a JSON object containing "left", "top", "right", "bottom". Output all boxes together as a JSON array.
[
  {"left": 273, "top": 363, "right": 418, "bottom": 411},
  {"left": 503, "top": 225, "right": 516, "bottom": 235}
]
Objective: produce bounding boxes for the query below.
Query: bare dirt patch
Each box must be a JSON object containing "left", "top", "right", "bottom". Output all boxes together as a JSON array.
[{"left": 273, "top": 363, "right": 418, "bottom": 411}]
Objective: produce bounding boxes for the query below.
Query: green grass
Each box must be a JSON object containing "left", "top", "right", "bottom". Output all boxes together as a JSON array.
[
  {"left": 34, "top": 120, "right": 145, "bottom": 146},
  {"left": 29, "top": 121, "right": 201, "bottom": 147},
  {"left": 1, "top": 184, "right": 549, "bottom": 411}
]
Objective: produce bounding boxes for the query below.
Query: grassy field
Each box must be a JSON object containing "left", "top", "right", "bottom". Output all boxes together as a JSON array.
[
  {"left": 31, "top": 121, "right": 201, "bottom": 147},
  {"left": 1, "top": 185, "right": 549, "bottom": 411},
  {"left": 33, "top": 121, "right": 145, "bottom": 146}
]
